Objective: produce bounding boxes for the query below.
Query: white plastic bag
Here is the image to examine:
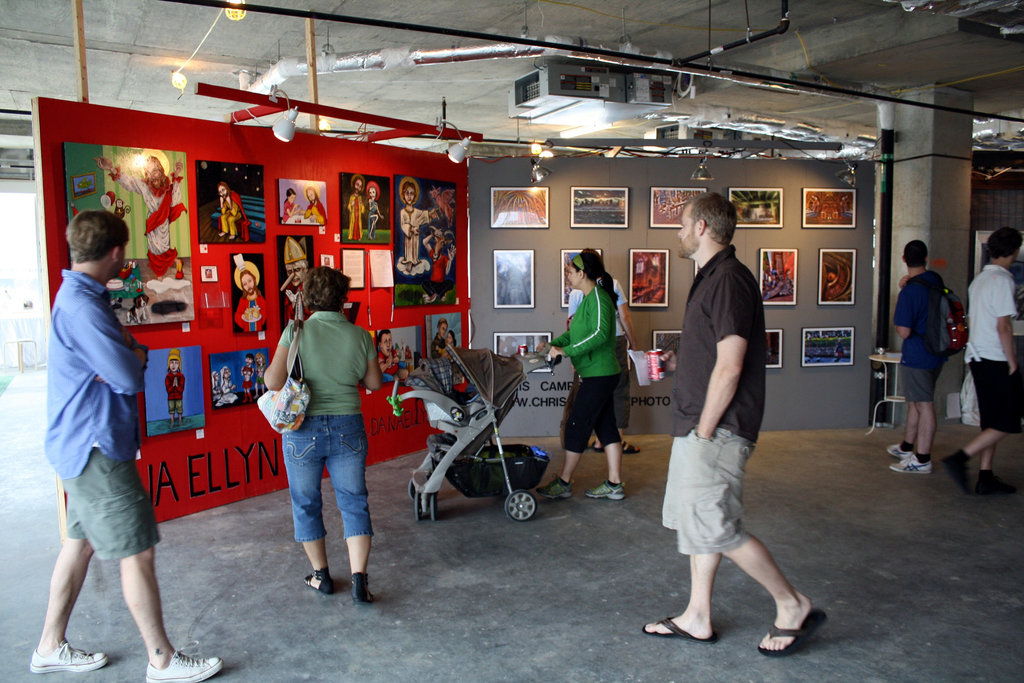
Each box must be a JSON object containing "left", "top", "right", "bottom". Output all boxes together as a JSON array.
[{"left": 959, "top": 371, "right": 980, "bottom": 426}]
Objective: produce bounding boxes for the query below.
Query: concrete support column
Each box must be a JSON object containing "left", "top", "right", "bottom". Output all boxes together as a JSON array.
[{"left": 891, "top": 87, "right": 973, "bottom": 418}]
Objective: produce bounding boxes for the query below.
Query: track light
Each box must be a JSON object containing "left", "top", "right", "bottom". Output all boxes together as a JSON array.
[
  {"left": 447, "top": 137, "right": 471, "bottom": 163},
  {"left": 273, "top": 107, "right": 299, "bottom": 142},
  {"left": 691, "top": 156, "right": 714, "bottom": 181},
  {"left": 836, "top": 162, "right": 856, "bottom": 187},
  {"left": 531, "top": 158, "right": 551, "bottom": 183}
]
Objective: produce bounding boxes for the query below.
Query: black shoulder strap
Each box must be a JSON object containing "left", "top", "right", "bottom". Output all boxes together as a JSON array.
[{"left": 907, "top": 272, "right": 944, "bottom": 291}]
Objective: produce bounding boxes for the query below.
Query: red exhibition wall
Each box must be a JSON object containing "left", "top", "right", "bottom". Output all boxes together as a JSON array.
[{"left": 35, "top": 97, "right": 468, "bottom": 522}]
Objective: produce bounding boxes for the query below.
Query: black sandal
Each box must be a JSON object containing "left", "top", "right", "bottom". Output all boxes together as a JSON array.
[
  {"left": 304, "top": 567, "right": 334, "bottom": 595},
  {"left": 351, "top": 572, "right": 374, "bottom": 604}
]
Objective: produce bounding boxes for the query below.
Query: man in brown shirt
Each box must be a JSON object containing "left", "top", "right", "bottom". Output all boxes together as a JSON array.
[{"left": 641, "top": 192, "right": 826, "bottom": 657}]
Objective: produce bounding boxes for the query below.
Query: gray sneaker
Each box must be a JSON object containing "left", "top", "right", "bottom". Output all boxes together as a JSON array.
[
  {"left": 887, "top": 443, "right": 913, "bottom": 459},
  {"left": 537, "top": 477, "right": 572, "bottom": 499},
  {"left": 30, "top": 641, "right": 108, "bottom": 674},
  {"left": 585, "top": 481, "right": 625, "bottom": 500},
  {"left": 890, "top": 457, "right": 932, "bottom": 474},
  {"left": 146, "top": 651, "right": 223, "bottom": 683}
]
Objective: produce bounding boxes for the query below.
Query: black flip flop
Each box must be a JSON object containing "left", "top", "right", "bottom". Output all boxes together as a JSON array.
[
  {"left": 757, "top": 608, "right": 827, "bottom": 657},
  {"left": 642, "top": 618, "right": 718, "bottom": 643}
]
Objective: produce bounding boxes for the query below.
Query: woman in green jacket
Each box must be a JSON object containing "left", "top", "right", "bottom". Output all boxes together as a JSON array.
[{"left": 537, "top": 251, "right": 625, "bottom": 500}]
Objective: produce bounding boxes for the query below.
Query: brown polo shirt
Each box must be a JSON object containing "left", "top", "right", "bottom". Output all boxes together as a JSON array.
[{"left": 671, "top": 244, "right": 766, "bottom": 442}]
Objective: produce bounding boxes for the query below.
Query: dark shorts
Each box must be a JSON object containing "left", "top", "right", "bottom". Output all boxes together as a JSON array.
[
  {"left": 63, "top": 448, "right": 159, "bottom": 560},
  {"left": 901, "top": 365, "right": 941, "bottom": 403},
  {"left": 563, "top": 374, "right": 619, "bottom": 453},
  {"left": 970, "top": 359, "right": 1024, "bottom": 433}
]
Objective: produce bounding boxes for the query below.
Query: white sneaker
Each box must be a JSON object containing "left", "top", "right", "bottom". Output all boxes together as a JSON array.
[
  {"left": 30, "top": 641, "right": 108, "bottom": 674},
  {"left": 146, "top": 651, "right": 223, "bottom": 683},
  {"left": 887, "top": 443, "right": 913, "bottom": 459},
  {"left": 890, "top": 457, "right": 932, "bottom": 474}
]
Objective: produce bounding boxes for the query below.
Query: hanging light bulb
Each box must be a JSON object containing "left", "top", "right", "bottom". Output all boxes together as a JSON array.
[
  {"left": 318, "top": 118, "right": 332, "bottom": 132},
  {"left": 225, "top": 0, "right": 246, "bottom": 21},
  {"left": 170, "top": 70, "right": 187, "bottom": 94}
]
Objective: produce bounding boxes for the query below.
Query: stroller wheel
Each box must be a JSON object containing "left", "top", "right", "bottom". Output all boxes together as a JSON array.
[
  {"left": 408, "top": 479, "right": 416, "bottom": 501},
  {"left": 428, "top": 492, "right": 438, "bottom": 521},
  {"left": 413, "top": 491, "right": 424, "bottom": 521},
  {"left": 505, "top": 490, "right": 537, "bottom": 522}
]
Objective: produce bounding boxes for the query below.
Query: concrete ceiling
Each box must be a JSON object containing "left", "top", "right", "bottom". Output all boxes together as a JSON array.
[{"left": 1, "top": 0, "right": 1023, "bottom": 163}]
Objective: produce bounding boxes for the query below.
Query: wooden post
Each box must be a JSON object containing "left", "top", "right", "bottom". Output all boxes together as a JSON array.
[
  {"left": 71, "top": 0, "right": 89, "bottom": 103},
  {"left": 305, "top": 18, "right": 320, "bottom": 133}
]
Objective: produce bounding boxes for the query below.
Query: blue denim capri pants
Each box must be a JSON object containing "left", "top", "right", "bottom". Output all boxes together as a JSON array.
[{"left": 282, "top": 413, "right": 373, "bottom": 542}]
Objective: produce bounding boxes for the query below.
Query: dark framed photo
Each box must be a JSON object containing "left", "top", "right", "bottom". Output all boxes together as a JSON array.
[
  {"left": 765, "top": 328, "right": 783, "bottom": 368},
  {"left": 818, "top": 248, "right": 856, "bottom": 305},
  {"left": 759, "top": 248, "right": 797, "bottom": 305},
  {"left": 493, "top": 249, "right": 535, "bottom": 309},
  {"left": 490, "top": 187, "right": 549, "bottom": 228},
  {"left": 571, "top": 187, "right": 629, "bottom": 228},
  {"left": 650, "top": 187, "right": 706, "bottom": 228},
  {"left": 802, "top": 327, "right": 854, "bottom": 367},
  {"left": 652, "top": 329, "right": 681, "bottom": 353},
  {"left": 730, "top": 188, "right": 783, "bottom": 228},
  {"left": 629, "top": 248, "right": 669, "bottom": 307},
  {"left": 494, "top": 332, "right": 551, "bottom": 370},
  {"left": 803, "top": 188, "right": 856, "bottom": 228}
]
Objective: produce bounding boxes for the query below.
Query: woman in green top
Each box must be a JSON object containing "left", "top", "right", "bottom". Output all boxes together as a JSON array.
[
  {"left": 266, "top": 267, "right": 383, "bottom": 603},
  {"left": 537, "top": 251, "right": 625, "bottom": 501}
]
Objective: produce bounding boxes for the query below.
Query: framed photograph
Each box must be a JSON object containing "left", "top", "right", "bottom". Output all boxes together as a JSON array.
[
  {"left": 571, "top": 187, "right": 629, "bottom": 228},
  {"left": 199, "top": 265, "right": 218, "bottom": 282},
  {"left": 320, "top": 253, "right": 335, "bottom": 268},
  {"left": 818, "top": 249, "right": 856, "bottom": 305},
  {"left": 650, "top": 187, "right": 706, "bottom": 227},
  {"left": 803, "top": 188, "right": 856, "bottom": 228},
  {"left": 730, "top": 188, "right": 783, "bottom": 228},
  {"left": 629, "top": 249, "right": 670, "bottom": 307},
  {"left": 494, "top": 331, "right": 551, "bottom": 360},
  {"left": 652, "top": 330, "right": 681, "bottom": 353},
  {"left": 560, "top": 248, "right": 602, "bottom": 308},
  {"left": 759, "top": 248, "right": 797, "bottom": 305},
  {"left": 494, "top": 249, "right": 535, "bottom": 309},
  {"left": 490, "top": 187, "right": 549, "bottom": 228},
  {"left": 341, "top": 249, "right": 365, "bottom": 289},
  {"left": 765, "top": 329, "right": 783, "bottom": 368},
  {"left": 802, "top": 327, "right": 854, "bottom": 367}
]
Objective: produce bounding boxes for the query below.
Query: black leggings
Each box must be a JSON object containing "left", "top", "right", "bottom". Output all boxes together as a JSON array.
[{"left": 563, "top": 373, "right": 620, "bottom": 453}]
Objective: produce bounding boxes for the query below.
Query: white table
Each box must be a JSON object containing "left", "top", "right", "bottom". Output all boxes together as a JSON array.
[{"left": 867, "top": 352, "right": 904, "bottom": 434}]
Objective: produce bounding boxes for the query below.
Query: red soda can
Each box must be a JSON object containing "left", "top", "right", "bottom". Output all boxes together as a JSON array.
[
  {"left": 517, "top": 345, "right": 528, "bottom": 355},
  {"left": 647, "top": 350, "right": 663, "bottom": 381}
]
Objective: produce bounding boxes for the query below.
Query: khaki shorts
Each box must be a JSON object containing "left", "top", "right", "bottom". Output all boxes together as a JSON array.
[
  {"left": 662, "top": 429, "right": 753, "bottom": 555},
  {"left": 63, "top": 448, "right": 159, "bottom": 560}
]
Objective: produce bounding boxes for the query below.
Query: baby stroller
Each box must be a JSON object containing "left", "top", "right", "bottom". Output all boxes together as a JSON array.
[{"left": 388, "top": 346, "right": 554, "bottom": 522}]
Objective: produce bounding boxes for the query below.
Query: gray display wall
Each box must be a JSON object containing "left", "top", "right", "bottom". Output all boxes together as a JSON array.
[{"left": 467, "top": 156, "right": 875, "bottom": 437}]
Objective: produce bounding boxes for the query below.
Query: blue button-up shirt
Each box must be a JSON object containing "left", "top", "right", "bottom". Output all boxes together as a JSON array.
[{"left": 46, "top": 269, "right": 147, "bottom": 479}]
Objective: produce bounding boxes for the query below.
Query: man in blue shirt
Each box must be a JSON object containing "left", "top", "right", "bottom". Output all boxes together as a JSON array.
[
  {"left": 888, "top": 240, "right": 946, "bottom": 474},
  {"left": 31, "top": 211, "right": 222, "bottom": 682}
]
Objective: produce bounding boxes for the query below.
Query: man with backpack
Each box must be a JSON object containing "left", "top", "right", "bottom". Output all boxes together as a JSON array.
[
  {"left": 943, "top": 227, "right": 1023, "bottom": 495},
  {"left": 888, "top": 240, "right": 946, "bottom": 474}
]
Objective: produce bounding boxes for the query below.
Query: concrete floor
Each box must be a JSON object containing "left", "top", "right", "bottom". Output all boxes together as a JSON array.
[{"left": 2, "top": 369, "right": 1023, "bottom": 682}]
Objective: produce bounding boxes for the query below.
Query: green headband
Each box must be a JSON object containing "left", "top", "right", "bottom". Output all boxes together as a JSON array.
[{"left": 572, "top": 254, "right": 584, "bottom": 269}]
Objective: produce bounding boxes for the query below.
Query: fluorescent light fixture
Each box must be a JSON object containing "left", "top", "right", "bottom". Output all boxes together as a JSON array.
[
  {"left": 273, "top": 107, "right": 299, "bottom": 142},
  {"left": 447, "top": 136, "right": 471, "bottom": 163}
]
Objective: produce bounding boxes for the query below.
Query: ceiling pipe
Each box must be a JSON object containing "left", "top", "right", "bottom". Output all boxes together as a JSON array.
[{"left": 158, "top": 0, "right": 1024, "bottom": 126}]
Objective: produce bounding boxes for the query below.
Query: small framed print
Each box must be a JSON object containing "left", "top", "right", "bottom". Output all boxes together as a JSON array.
[
  {"left": 571, "top": 187, "right": 629, "bottom": 228},
  {"left": 494, "top": 249, "right": 535, "bottom": 309},
  {"left": 650, "top": 187, "right": 706, "bottom": 227},
  {"left": 494, "top": 331, "right": 550, "bottom": 359},
  {"left": 320, "top": 253, "right": 335, "bottom": 268},
  {"left": 652, "top": 329, "right": 681, "bottom": 353},
  {"left": 818, "top": 249, "right": 856, "bottom": 305},
  {"left": 341, "top": 249, "right": 365, "bottom": 289},
  {"left": 803, "top": 188, "right": 856, "bottom": 228},
  {"left": 802, "top": 327, "right": 854, "bottom": 367},
  {"left": 765, "top": 328, "right": 783, "bottom": 368},
  {"left": 730, "top": 188, "right": 783, "bottom": 228},
  {"left": 629, "top": 249, "right": 670, "bottom": 307},
  {"left": 490, "top": 187, "right": 549, "bottom": 228},
  {"left": 560, "top": 248, "right": 603, "bottom": 308},
  {"left": 200, "top": 265, "right": 219, "bottom": 283},
  {"left": 759, "top": 248, "right": 797, "bottom": 305}
]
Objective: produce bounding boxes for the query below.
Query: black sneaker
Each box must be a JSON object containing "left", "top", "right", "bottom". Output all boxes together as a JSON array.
[
  {"left": 941, "top": 452, "right": 970, "bottom": 493},
  {"left": 975, "top": 475, "right": 1017, "bottom": 495}
]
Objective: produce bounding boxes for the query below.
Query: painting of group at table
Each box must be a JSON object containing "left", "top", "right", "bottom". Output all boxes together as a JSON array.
[
  {"left": 63, "top": 143, "right": 195, "bottom": 327},
  {"left": 392, "top": 175, "right": 457, "bottom": 307}
]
